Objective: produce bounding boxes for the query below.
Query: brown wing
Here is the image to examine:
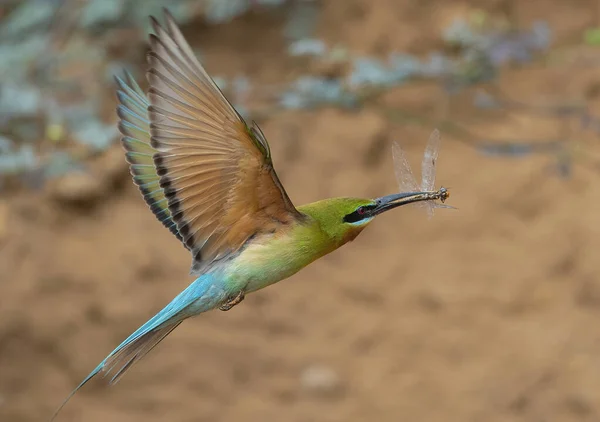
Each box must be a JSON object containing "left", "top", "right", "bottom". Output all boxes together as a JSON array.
[{"left": 146, "top": 11, "right": 303, "bottom": 274}]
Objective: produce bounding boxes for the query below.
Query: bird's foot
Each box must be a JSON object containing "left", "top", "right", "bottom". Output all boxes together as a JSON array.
[{"left": 219, "top": 290, "right": 245, "bottom": 311}]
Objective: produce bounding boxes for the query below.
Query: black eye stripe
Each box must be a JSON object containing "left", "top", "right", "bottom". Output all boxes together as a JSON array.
[{"left": 343, "top": 204, "right": 376, "bottom": 223}]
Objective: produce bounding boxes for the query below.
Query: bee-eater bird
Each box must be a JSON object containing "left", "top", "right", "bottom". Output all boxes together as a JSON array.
[{"left": 51, "top": 9, "right": 450, "bottom": 420}]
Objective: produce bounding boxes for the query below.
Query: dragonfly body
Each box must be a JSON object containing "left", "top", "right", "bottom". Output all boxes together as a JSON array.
[{"left": 50, "top": 10, "right": 452, "bottom": 420}]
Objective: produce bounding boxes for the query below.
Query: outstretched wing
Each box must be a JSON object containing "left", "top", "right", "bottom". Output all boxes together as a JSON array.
[
  {"left": 421, "top": 128, "right": 440, "bottom": 192},
  {"left": 116, "top": 71, "right": 185, "bottom": 246},
  {"left": 146, "top": 11, "right": 303, "bottom": 274}
]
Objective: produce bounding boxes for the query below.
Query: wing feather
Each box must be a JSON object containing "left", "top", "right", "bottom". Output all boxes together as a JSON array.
[
  {"left": 146, "top": 10, "right": 302, "bottom": 274},
  {"left": 115, "top": 72, "right": 184, "bottom": 244}
]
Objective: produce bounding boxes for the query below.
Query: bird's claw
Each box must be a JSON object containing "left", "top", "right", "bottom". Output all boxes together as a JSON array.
[{"left": 219, "top": 290, "right": 245, "bottom": 311}]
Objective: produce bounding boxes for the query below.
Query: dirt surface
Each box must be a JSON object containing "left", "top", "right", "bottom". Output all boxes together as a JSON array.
[{"left": 4, "top": 1, "right": 600, "bottom": 421}]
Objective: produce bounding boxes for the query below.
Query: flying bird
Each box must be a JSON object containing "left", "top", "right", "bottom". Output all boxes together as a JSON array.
[{"left": 51, "top": 9, "right": 450, "bottom": 420}]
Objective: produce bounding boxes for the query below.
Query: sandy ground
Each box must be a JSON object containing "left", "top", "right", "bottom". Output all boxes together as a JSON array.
[{"left": 3, "top": 1, "right": 600, "bottom": 421}]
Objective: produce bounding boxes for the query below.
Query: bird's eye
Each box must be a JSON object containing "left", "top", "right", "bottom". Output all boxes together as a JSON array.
[{"left": 343, "top": 204, "right": 374, "bottom": 223}]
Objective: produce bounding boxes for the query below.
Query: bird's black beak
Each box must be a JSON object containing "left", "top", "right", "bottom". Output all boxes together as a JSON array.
[{"left": 373, "top": 191, "right": 439, "bottom": 216}]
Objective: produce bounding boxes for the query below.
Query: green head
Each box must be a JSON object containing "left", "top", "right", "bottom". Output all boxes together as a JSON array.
[{"left": 299, "top": 191, "right": 437, "bottom": 247}]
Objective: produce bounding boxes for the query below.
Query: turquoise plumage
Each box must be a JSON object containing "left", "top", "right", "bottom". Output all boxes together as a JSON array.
[{"left": 51, "top": 272, "right": 229, "bottom": 420}]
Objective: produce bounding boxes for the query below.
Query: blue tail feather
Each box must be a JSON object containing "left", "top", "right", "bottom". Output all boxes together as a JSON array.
[{"left": 50, "top": 274, "right": 227, "bottom": 421}]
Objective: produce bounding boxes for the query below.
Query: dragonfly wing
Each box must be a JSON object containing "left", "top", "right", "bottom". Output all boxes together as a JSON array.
[
  {"left": 392, "top": 140, "right": 434, "bottom": 216},
  {"left": 425, "top": 202, "right": 435, "bottom": 219},
  {"left": 421, "top": 129, "right": 440, "bottom": 192},
  {"left": 392, "top": 140, "right": 420, "bottom": 191},
  {"left": 431, "top": 203, "right": 456, "bottom": 210},
  {"left": 424, "top": 196, "right": 457, "bottom": 218}
]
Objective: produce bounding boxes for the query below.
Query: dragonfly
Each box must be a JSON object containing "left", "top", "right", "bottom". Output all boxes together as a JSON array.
[{"left": 391, "top": 129, "right": 454, "bottom": 219}]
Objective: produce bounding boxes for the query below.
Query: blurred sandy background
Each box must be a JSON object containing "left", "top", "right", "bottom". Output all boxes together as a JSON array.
[{"left": 3, "top": 0, "right": 600, "bottom": 421}]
